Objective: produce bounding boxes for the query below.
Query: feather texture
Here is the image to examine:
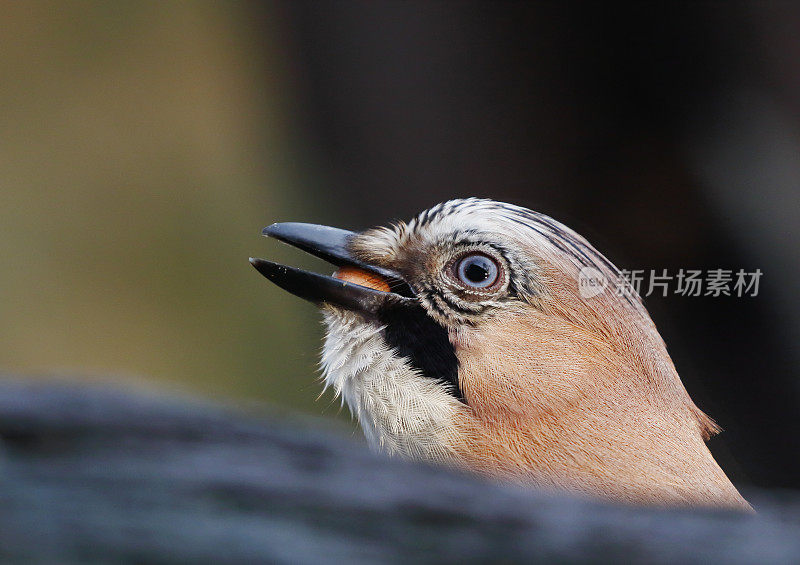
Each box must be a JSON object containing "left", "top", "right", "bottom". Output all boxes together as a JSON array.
[{"left": 319, "top": 199, "right": 751, "bottom": 510}]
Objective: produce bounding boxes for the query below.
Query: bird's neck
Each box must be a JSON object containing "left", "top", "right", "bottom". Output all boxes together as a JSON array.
[
  {"left": 449, "top": 392, "right": 750, "bottom": 509},
  {"left": 450, "top": 309, "right": 752, "bottom": 510}
]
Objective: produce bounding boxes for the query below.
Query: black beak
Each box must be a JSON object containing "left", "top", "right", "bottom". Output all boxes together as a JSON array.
[{"left": 250, "top": 222, "right": 414, "bottom": 315}]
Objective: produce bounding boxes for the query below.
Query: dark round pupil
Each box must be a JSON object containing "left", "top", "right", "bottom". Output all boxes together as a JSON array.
[{"left": 464, "top": 261, "right": 489, "bottom": 282}]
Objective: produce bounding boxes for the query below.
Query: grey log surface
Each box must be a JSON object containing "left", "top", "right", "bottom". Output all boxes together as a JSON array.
[{"left": 1, "top": 378, "right": 799, "bottom": 564}]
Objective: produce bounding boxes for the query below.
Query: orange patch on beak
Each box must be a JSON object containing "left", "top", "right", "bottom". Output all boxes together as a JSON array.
[{"left": 333, "top": 266, "right": 391, "bottom": 292}]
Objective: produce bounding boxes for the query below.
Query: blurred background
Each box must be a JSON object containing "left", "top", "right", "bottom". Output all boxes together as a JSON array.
[{"left": 2, "top": 2, "right": 799, "bottom": 491}]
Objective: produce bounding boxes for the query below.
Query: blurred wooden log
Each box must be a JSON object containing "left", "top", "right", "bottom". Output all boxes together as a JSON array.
[{"left": 1, "top": 378, "right": 799, "bottom": 564}]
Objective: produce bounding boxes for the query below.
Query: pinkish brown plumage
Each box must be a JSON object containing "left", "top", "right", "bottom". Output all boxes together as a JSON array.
[{"left": 252, "top": 198, "right": 752, "bottom": 511}]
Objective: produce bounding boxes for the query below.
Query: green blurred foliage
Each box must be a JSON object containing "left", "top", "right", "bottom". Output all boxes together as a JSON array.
[{"left": 0, "top": 2, "right": 335, "bottom": 415}]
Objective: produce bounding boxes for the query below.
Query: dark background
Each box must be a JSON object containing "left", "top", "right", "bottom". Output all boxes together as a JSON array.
[{"left": 2, "top": 2, "right": 798, "bottom": 491}]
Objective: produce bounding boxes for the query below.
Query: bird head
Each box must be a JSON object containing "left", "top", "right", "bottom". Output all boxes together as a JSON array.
[{"left": 251, "top": 198, "right": 750, "bottom": 509}]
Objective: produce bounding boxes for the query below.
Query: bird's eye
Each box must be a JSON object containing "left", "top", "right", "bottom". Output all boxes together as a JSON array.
[{"left": 455, "top": 253, "right": 499, "bottom": 289}]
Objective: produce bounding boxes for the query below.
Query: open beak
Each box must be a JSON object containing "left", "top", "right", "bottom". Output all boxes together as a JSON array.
[{"left": 250, "top": 222, "right": 415, "bottom": 315}]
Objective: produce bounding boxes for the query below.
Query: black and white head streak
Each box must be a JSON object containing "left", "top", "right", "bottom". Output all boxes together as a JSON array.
[{"left": 319, "top": 198, "right": 635, "bottom": 452}]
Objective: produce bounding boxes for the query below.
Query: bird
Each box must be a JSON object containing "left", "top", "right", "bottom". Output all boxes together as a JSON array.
[{"left": 250, "top": 198, "right": 752, "bottom": 511}]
